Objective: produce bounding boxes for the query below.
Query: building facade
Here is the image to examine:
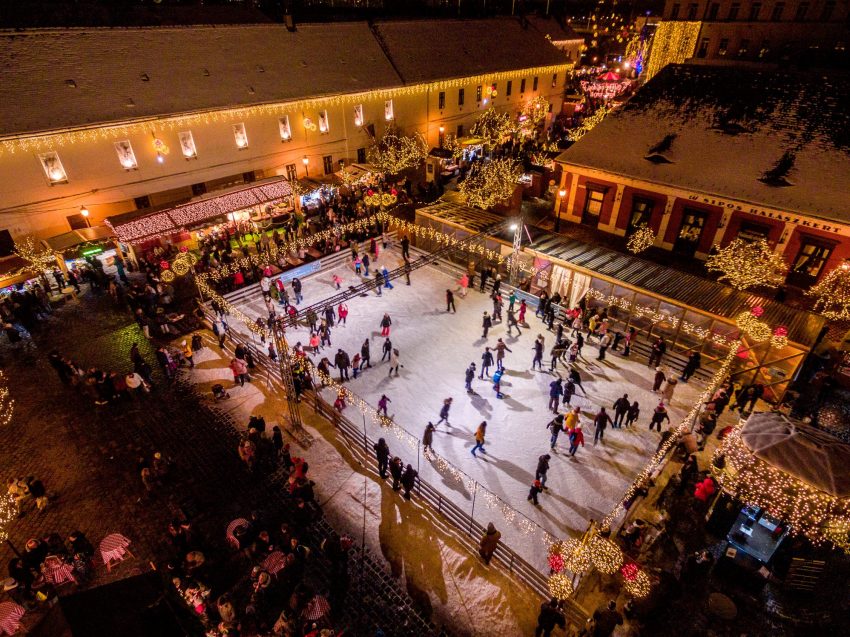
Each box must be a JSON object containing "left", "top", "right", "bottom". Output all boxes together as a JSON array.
[
  {"left": 0, "top": 19, "right": 569, "bottom": 245},
  {"left": 555, "top": 63, "right": 850, "bottom": 289},
  {"left": 645, "top": 0, "right": 849, "bottom": 79}
]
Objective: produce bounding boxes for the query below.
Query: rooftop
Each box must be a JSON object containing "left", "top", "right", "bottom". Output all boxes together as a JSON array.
[
  {"left": 0, "top": 19, "right": 567, "bottom": 137},
  {"left": 557, "top": 64, "right": 850, "bottom": 225}
]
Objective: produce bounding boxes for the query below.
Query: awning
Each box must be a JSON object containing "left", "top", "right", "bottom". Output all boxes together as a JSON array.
[
  {"left": 45, "top": 226, "right": 115, "bottom": 253},
  {"left": 106, "top": 176, "right": 294, "bottom": 243},
  {"left": 429, "top": 148, "right": 454, "bottom": 159},
  {"left": 335, "top": 162, "right": 376, "bottom": 182},
  {"left": 457, "top": 136, "right": 485, "bottom": 147}
]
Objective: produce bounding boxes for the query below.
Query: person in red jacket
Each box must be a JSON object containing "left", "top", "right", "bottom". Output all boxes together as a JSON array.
[{"left": 568, "top": 424, "right": 585, "bottom": 456}]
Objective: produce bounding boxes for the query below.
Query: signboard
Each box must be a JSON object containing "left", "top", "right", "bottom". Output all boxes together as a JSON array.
[{"left": 274, "top": 259, "right": 321, "bottom": 285}]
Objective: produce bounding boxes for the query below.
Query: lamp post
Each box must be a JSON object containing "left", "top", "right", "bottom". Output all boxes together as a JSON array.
[
  {"left": 555, "top": 189, "right": 566, "bottom": 232},
  {"left": 80, "top": 205, "right": 91, "bottom": 228},
  {"left": 302, "top": 155, "right": 309, "bottom": 177}
]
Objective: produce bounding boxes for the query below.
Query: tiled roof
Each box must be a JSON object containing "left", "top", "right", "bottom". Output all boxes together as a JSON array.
[
  {"left": 0, "top": 19, "right": 566, "bottom": 137},
  {"left": 557, "top": 64, "right": 850, "bottom": 225},
  {"left": 371, "top": 18, "right": 567, "bottom": 84}
]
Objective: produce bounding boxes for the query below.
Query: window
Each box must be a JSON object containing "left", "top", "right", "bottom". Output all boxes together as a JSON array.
[
  {"left": 233, "top": 123, "right": 248, "bottom": 149},
  {"left": 671, "top": 3, "right": 680, "bottom": 18},
  {"left": 278, "top": 116, "right": 292, "bottom": 141},
  {"left": 582, "top": 186, "right": 606, "bottom": 225},
  {"left": 795, "top": 2, "right": 809, "bottom": 20},
  {"left": 39, "top": 152, "right": 67, "bottom": 184},
  {"left": 458, "top": 88, "right": 465, "bottom": 106},
  {"left": 759, "top": 39, "right": 771, "bottom": 57},
  {"left": 114, "top": 140, "right": 137, "bottom": 170},
  {"left": 384, "top": 99, "right": 394, "bottom": 121},
  {"left": 353, "top": 104, "right": 363, "bottom": 127},
  {"left": 687, "top": 3, "right": 698, "bottom": 19},
  {"left": 719, "top": 38, "right": 730, "bottom": 54},
  {"left": 551, "top": 73, "right": 558, "bottom": 87},
  {"left": 738, "top": 221, "right": 771, "bottom": 243},
  {"left": 673, "top": 209, "right": 707, "bottom": 257},
  {"left": 179, "top": 131, "right": 198, "bottom": 157},
  {"left": 821, "top": 1, "right": 835, "bottom": 20},
  {"left": 728, "top": 2, "right": 740, "bottom": 19},
  {"left": 697, "top": 37, "right": 710, "bottom": 57},
  {"left": 66, "top": 213, "right": 88, "bottom": 230},
  {"left": 788, "top": 238, "right": 833, "bottom": 284},
  {"left": 357, "top": 147, "right": 366, "bottom": 163},
  {"left": 708, "top": 3, "right": 720, "bottom": 19},
  {"left": 532, "top": 76, "right": 539, "bottom": 91},
  {"left": 738, "top": 39, "right": 750, "bottom": 55},
  {"left": 506, "top": 80, "right": 513, "bottom": 96},
  {"left": 628, "top": 197, "right": 654, "bottom": 233},
  {"left": 322, "top": 155, "right": 333, "bottom": 175},
  {"left": 438, "top": 91, "right": 446, "bottom": 109},
  {"left": 134, "top": 195, "right": 151, "bottom": 210},
  {"left": 285, "top": 163, "right": 297, "bottom": 182},
  {"left": 771, "top": 2, "right": 784, "bottom": 20},
  {"left": 749, "top": 2, "right": 761, "bottom": 20},
  {"left": 456, "top": 124, "right": 464, "bottom": 137},
  {"left": 520, "top": 78, "right": 526, "bottom": 93},
  {"left": 476, "top": 85, "right": 482, "bottom": 102},
  {"left": 191, "top": 182, "right": 207, "bottom": 197},
  {"left": 318, "top": 110, "right": 329, "bottom": 134}
]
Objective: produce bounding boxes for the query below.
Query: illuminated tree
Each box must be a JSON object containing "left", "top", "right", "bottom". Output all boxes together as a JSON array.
[
  {"left": 458, "top": 158, "right": 520, "bottom": 209},
  {"left": 705, "top": 238, "right": 787, "bottom": 291},
  {"left": 13, "top": 236, "right": 56, "bottom": 289},
  {"left": 516, "top": 96, "right": 550, "bottom": 137},
  {"left": 807, "top": 261, "right": 850, "bottom": 321},
  {"left": 366, "top": 126, "right": 427, "bottom": 178},
  {"left": 470, "top": 108, "right": 513, "bottom": 152},
  {"left": 567, "top": 106, "right": 610, "bottom": 142}
]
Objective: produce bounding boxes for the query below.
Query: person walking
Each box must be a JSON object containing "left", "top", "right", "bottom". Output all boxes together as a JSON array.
[
  {"left": 491, "top": 274, "right": 502, "bottom": 296},
  {"left": 334, "top": 349, "right": 351, "bottom": 381},
  {"left": 681, "top": 351, "right": 702, "bottom": 382},
  {"left": 495, "top": 338, "right": 512, "bottom": 371},
  {"left": 388, "top": 347, "right": 401, "bottom": 376},
  {"left": 625, "top": 400, "right": 640, "bottom": 427},
  {"left": 465, "top": 363, "right": 476, "bottom": 393},
  {"left": 360, "top": 339, "right": 371, "bottom": 369},
  {"left": 446, "top": 289, "right": 456, "bottom": 313},
  {"left": 377, "top": 394, "right": 391, "bottom": 417},
  {"left": 374, "top": 270, "right": 383, "bottom": 295},
  {"left": 623, "top": 327, "right": 635, "bottom": 357},
  {"left": 471, "top": 421, "right": 487, "bottom": 456},
  {"left": 548, "top": 378, "right": 563, "bottom": 413},
  {"left": 182, "top": 340, "right": 195, "bottom": 369},
  {"left": 527, "top": 479, "right": 543, "bottom": 506},
  {"left": 362, "top": 252, "right": 370, "bottom": 277},
  {"left": 479, "top": 267, "right": 490, "bottom": 293},
  {"left": 478, "top": 523, "right": 501, "bottom": 565},
  {"left": 481, "top": 311, "right": 493, "bottom": 338},
  {"left": 612, "top": 394, "right": 630, "bottom": 428},
  {"left": 534, "top": 599, "right": 566, "bottom": 637},
  {"left": 422, "top": 422, "right": 436, "bottom": 454},
  {"left": 547, "top": 414, "right": 565, "bottom": 450},
  {"left": 401, "top": 235, "right": 410, "bottom": 260},
  {"left": 568, "top": 367, "right": 587, "bottom": 395},
  {"left": 648, "top": 336, "right": 667, "bottom": 368},
  {"left": 593, "top": 407, "right": 611, "bottom": 444},
  {"left": 535, "top": 454, "right": 551, "bottom": 489},
  {"left": 649, "top": 401, "right": 671, "bottom": 432},
  {"left": 373, "top": 438, "right": 390, "bottom": 478},
  {"left": 381, "top": 337, "right": 392, "bottom": 362},
  {"left": 480, "top": 347, "right": 494, "bottom": 378},
  {"left": 389, "top": 457, "right": 403, "bottom": 491},
  {"left": 459, "top": 273, "right": 469, "bottom": 298},
  {"left": 212, "top": 318, "right": 227, "bottom": 348},
  {"left": 380, "top": 313, "right": 392, "bottom": 337},
  {"left": 591, "top": 600, "right": 623, "bottom": 637},
  {"left": 597, "top": 331, "right": 612, "bottom": 361},
  {"left": 567, "top": 424, "right": 585, "bottom": 456},
  {"left": 507, "top": 307, "right": 521, "bottom": 336},
  {"left": 400, "top": 464, "right": 417, "bottom": 499},
  {"left": 436, "top": 397, "right": 453, "bottom": 426},
  {"left": 531, "top": 336, "right": 544, "bottom": 370},
  {"left": 292, "top": 277, "right": 303, "bottom": 304},
  {"left": 661, "top": 377, "right": 678, "bottom": 404},
  {"left": 230, "top": 356, "right": 249, "bottom": 387}
]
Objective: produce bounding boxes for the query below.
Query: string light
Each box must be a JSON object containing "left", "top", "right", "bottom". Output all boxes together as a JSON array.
[
  {"left": 620, "top": 563, "right": 651, "bottom": 598},
  {"left": 366, "top": 127, "right": 428, "bottom": 177},
  {"left": 516, "top": 97, "right": 550, "bottom": 137},
  {"left": 806, "top": 261, "right": 850, "bottom": 321},
  {"left": 470, "top": 108, "right": 514, "bottom": 150},
  {"left": 705, "top": 238, "right": 787, "bottom": 291},
  {"left": 626, "top": 225, "right": 655, "bottom": 254},
  {"left": 458, "top": 158, "right": 521, "bottom": 209},
  {"left": 548, "top": 573, "right": 574, "bottom": 600},
  {"left": 0, "top": 494, "right": 17, "bottom": 543},
  {"left": 589, "top": 536, "right": 623, "bottom": 574},
  {"left": 2, "top": 64, "right": 571, "bottom": 156},
  {"left": 0, "top": 371, "right": 14, "bottom": 428},
  {"left": 11, "top": 237, "right": 57, "bottom": 278},
  {"left": 567, "top": 106, "right": 610, "bottom": 142},
  {"left": 644, "top": 21, "right": 702, "bottom": 81}
]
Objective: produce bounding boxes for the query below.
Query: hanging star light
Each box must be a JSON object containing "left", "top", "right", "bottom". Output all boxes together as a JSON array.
[{"left": 705, "top": 238, "right": 787, "bottom": 291}]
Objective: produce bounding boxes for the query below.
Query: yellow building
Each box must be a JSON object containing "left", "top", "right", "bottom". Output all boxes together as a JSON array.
[{"left": 0, "top": 19, "right": 569, "bottom": 245}]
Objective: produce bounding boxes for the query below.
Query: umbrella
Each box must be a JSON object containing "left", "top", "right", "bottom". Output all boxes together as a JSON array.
[
  {"left": 302, "top": 595, "right": 331, "bottom": 620},
  {"left": 598, "top": 71, "right": 622, "bottom": 82}
]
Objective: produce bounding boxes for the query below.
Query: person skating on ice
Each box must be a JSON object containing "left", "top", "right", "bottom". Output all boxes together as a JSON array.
[
  {"left": 480, "top": 347, "right": 494, "bottom": 378},
  {"left": 465, "top": 363, "right": 476, "bottom": 393},
  {"left": 436, "top": 397, "right": 453, "bottom": 426}
]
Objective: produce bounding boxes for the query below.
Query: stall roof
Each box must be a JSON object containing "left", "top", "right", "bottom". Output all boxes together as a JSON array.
[
  {"left": 741, "top": 412, "right": 850, "bottom": 498},
  {"left": 416, "top": 201, "right": 825, "bottom": 347},
  {"left": 429, "top": 148, "right": 454, "bottom": 159},
  {"left": 44, "top": 225, "right": 114, "bottom": 252},
  {"left": 106, "top": 176, "right": 294, "bottom": 243}
]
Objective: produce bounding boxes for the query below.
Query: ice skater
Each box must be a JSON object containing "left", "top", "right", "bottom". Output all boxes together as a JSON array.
[
  {"left": 471, "top": 421, "right": 487, "bottom": 456},
  {"left": 423, "top": 422, "right": 436, "bottom": 454},
  {"left": 380, "top": 313, "right": 392, "bottom": 337},
  {"left": 362, "top": 252, "right": 370, "bottom": 276},
  {"left": 547, "top": 414, "right": 564, "bottom": 450},
  {"left": 381, "top": 337, "right": 392, "bottom": 362},
  {"left": 388, "top": 348, "right": 401, "bottom": 376},
  {"left": 507, "top": 307, "right": 521, "bottom": 336},
  {"left": 334, "top": 348, "right": 351, "bottom": 381},
  {"left": 338, "top": 302, "right": 348, "bottom": 325},
  {"left": 465, "top": 363, "right": 476, "bottom": 393},
  {"left": 535, "top": 454, "right": 551, "bottom": 488},
  {"left": 377, "top": 394, "right": 391, "bottom": 417},
  {"left": 492, "top": 368, "right": 504, "bottom": 398},
  {"left": 374, "top": 438, "right": 390, "bottom": 478},
  {"left": 531, "top": 336, "right": 544, "bottom": 370},
  {"left": 568, "top": 367, "right": 586, "bottom": 395},
  {"left": 459, "top": 273, "right": 469, "bottom": 298},
  {"left": 480, "top": 347, "right": 494, "bottom": 378},
  {"left": 625, "top": 400, "right": 640, "bottom": 427},
  {"left": 495, "top": 338, "right": 512, "bottom": 371},
  {"left": 612, "top": 394, "right": 630, "bottom": 428},
  {"left": 382, "top": 265, "right": 393, "bottom": 289},
  {"left": 360, "top": 339, "right": 372, "bottom": 369},
  {"left": 593, "top": 407, "right": 612, "bottom": 444},
  {"left": 527, "top": 479, "right": 543, "bottom": 506},
  {"left": 518, "top": 299, "right": 527, "bottom": 324},
  {"left": 482, "top": 311, "right": 493, "bottom": 338},
  {"left": 492, "top": 293, "right": 503, "bottom": 322},
  {"left": 649, "top": 401, "right": 670, "bottom": 432},
  {"left": 548, "top": 378, "right": 563, "bottom": 412},
  {"left": 567, "top": 424, "right": 584, "bottom": 456},
  {"left": 446, "top": 289, "right": 456, "bottom": 313},
  {"left": 374, "top": 270, "right": 383, "bottom": 295},
  {"left": 436, "top": 398, "right": 453, "bottom": 426}
]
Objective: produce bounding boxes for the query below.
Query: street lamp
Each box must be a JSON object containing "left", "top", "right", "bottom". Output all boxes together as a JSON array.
[
  {"left": 80, "top": 205, "right": 91, "bottom": 227},
  {"left": 302, "top": 155, "right": 309, "bottom": 177},
  {"left": 556, "top": 189, "right": 566, "bottom": 232}
]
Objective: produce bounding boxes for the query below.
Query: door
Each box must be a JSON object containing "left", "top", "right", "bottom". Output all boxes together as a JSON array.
[
  {"left": 582, "top": 187, "right": 605, "bottom": 226},
  {"left": 627, "top": 197, "right": 654, "bottom": 234},
  {"left": 673, "top": 209, "right": 707, "bottom": 257},
  {"left": 787, "top": 239, "right": 833, "bottom": 287}
]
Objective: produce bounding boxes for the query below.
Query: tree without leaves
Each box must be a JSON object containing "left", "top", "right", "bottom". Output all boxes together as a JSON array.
[
  {"left": 705, "top": 238, "right": 787, "bottom": 291},
  {"left": 366, "top": 126, "right": 427, "bottom": 178},
  {"left": 458, "top": 158, "right": 521, "bottom": 210}
]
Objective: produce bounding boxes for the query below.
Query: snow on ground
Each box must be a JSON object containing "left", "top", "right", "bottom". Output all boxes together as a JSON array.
[{"left": 228, "top": 248, "right": 707, "bottom": 570}]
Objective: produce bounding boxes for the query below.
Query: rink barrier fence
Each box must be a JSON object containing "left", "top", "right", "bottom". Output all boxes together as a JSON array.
[{"left": 201, "top": 311, "right": 591, "bottom": 631}]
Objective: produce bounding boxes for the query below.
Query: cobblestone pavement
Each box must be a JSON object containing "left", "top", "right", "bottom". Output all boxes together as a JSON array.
[{"left": 0, "top": 291, "right": 450, "bottom": 636}]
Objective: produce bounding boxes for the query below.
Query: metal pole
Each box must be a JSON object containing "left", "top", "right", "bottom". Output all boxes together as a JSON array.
[
  {"left": 510, "top": 217, "right": 523, "bottom": 284},
  {"left": 469, "top": 483, "right": 478, "bottom": 535}
]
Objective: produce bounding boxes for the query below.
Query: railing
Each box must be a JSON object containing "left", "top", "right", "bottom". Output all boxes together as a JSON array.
[{"left": 204, "top": 311, "right": 590, "bottom": 630}]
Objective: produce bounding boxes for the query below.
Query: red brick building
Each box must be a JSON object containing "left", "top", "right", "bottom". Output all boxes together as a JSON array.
[{"left": 555, "top": 64, "right": 850, "bottom": 289}]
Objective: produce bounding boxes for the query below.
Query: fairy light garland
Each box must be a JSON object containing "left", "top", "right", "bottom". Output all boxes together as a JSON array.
[
  {"left": 620, "top": 563, "right": 651, "bottom": 598},
  {"left": 0, "top": 371, "right": 14, "bottom": 428},
  {"left": 626, "top": 225, "right": 655, "bottom": 255},
  {"left": 458, "top": 158, "right": 521, "bottom": 209},
  {"left": 644, "top": 21, "right": 702, "bottom": 81},
  {"left": 806, "top": 261, "right": 850, "bottom": 321},
  {"left": 705, "top": 238, "right": 787, "bottom": 291},
  {"left": 589, "top": 536, "right": 624, "bottom": 574},
  {"left": 12, "top": 237, "right": 57, "bottom": 278},
  {"left": 470, "top": 108, "right": 514, "bottom": 149},
  {"left": 0, "top": 494, "right": 17, "bottom": 543},
  {"left": 567, "top": 106, "right": 610, "bottom": 142},
  {"left": 548, "top": 573, "right": 574, "bottom": 600},
  {"left": 366, "top": 127, "right": 428, "bottom": 176}
]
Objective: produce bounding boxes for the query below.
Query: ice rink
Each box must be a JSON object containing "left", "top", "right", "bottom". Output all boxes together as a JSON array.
[{"left": 228, "top": 248, "right": 707, "bottom": 569}]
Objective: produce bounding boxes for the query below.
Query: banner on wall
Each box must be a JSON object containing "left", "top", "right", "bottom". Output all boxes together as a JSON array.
[{"left": 275, "top": 259, "right": 321, "bottom": 285}]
